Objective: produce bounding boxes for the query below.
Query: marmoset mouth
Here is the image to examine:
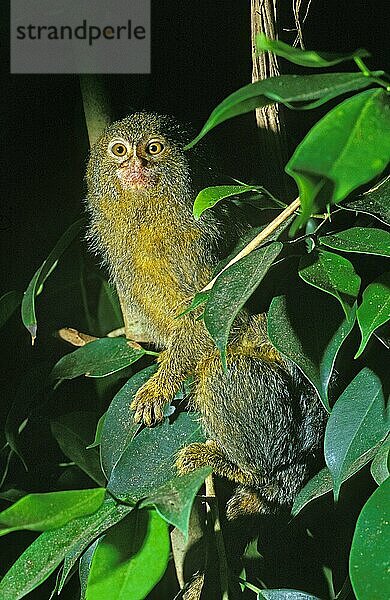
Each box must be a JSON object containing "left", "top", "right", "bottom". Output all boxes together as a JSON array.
[{"left": 116, "top": 164, "right": 158, "bottom": 189}]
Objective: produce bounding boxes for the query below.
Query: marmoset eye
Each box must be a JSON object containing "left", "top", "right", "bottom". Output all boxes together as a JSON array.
[
  {"left": 109, "top": 142, "right": 128, "bottom": 157},
  {"left": 146, "top": 141, "right": 164, "bottom": 155}
]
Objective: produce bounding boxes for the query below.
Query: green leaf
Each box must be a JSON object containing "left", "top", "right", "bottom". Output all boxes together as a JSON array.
[
  {"left": 0, "top": 489, "right": 26, "bottom": 503},
  {"left": 86, "top": 413, "right": 106, "bottom": 449},
  {"left": 0, "top": 291, "right": 22, "bottom": 330},
  {"left": 176, "top": 290, "right": 209, "bottom": 318},
  {"left": 286, "top": 89, "right": 390, "bottom": 232},
  {"left": 292, "top": 468, "right": 333, "bottom": 517},
  {"left": 141, "top": 467, "right": 211, "bottom": 537},
  {"left": 0, "top": 489, "right": 105, "bottom": 536},
  {"left": 299, "top": 250, "right": 361, "bottom": 315},
  {"left": 259, "top": 591, "right": 321, "bottom": 600},
  {"left": 79, "top": 540, "right": 99, "bottom": 600},
  {"left": 324, "top": 368, "right": 389, "bottom": 500},
  {"left": 204, "top": 242, "right": 283, "bottom": 365},
  {"left": 268, "top": 289, "right": 357, "bottom": 411},
  {"left": 51, "top": 412, "right": 106, "bottom": 487},
  {"left": 21, "top": 218, "right": 85, "bottom": 343},
  {"left": 320, "top": 227, "right": 390, "bottom": 257},
  {"left": 57, "top": 502, "right": 133, "bottom": 595},
  {"left": 257, "top": 34, "right": 370, "bottom": 68},
  {"left": 185, "top": 73, "right": 378, "bottom": 148},
  {"left": 107, "top": 412, "right": 205, "bottom": 501},
  {"left": 100, "top": 365, "right": 158, "bottom": 478},
  {"left": 292, "top": 445, "right": 379, "bottom": 516},
  {"left": 86, "top": 510, "right": 169, "bottom": 600},
  {"left": 370, "top": 436, "right": 390, "bottom": 485},
  {"left": 350, "top": 478, "right": 390, "bottom": 600},
  {"left": 0, "top": 496, "right": 131, "bottom": 600},
  {"left": 193, "top": 185, "right": 259, "bottom": 219},
  {"left": 342, "top": 175, "right": 390, "bottom": 226},
  {"left": 50, "top": 337, "right": 146, "bottom": 381},
  {"left": 355, "top": 273, "right": 390, "bottom": 357}
]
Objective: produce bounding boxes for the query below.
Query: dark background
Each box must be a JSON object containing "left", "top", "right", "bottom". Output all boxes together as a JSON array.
[
  {"left": 1, "top": 1, "right": 388, "bottom": 597},
  {"left": 2, "top": 1, "right": 389, "bottom": 293}
]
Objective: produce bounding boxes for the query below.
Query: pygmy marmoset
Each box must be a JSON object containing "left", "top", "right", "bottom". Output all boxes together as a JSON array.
[{"left": 86, "top": 111, "right": 326, "bottom": 521}]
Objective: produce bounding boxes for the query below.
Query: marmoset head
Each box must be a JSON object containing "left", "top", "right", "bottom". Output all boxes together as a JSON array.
[{"left": 86, "top": 111, "right": 212, "bottom": 203}]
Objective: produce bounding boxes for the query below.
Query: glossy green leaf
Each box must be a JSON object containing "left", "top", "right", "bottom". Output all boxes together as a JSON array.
[
  {"left": 100, "top": 365, "right": 157, "bottom": 478},
  {"left": 50, "top": 337, "right": 146, "bottom": 381},
  {"left": 350, "top": 478, "right": 390, "bottom": 599},
  {"left": 370, "top": 436, "right": 390, "bottom": 485},
  {"left": 324, "top": 368, "right": 389, "bottom": 500},
  {"left": 204, "top": 242, "right": 283, "bottom": 366},
  {"left": 320, "top": 227, "right": 390, "bottom": 257},
  {"left": 286, "top": 89, "right": 390, "bottom": 232},
  {"left": 0, "top": 497, "right": 131, "bottom": 600},
  {"left": 259, "top": 590, "right": 321, "bottom": 600},
  {"left": 51, "top": 412, "right": 106, "bottom": 487},
  {"left": 342, "top": 175, "right": 390, "bottom": 226},
  {"left": 257, "top": 34, "right": 369, "bottom": 68},
  {"left": 292, "top": 468, "right": 333, "bottom": 517},
  {"left": 141, "top": 467, "right": 211, "bottom": 537},
  {"left": 0, "top": 488, "right": 105, "bottom": 536},
  {"left": 292, "top": 445, "right": 379, "bottom": 516},
  {"left": 21, "top": 218, "right": 85, "bottom": 342},
  {"left": 193, "top": 185, "right": 259, "bottom": 219},
  {"left": 0, "top": 291, "right": 22, "bottom": 330},
  {"left": 299, "top": 250, "right": 361, "bottom": 315},
  {"left": 268, "top": 289, "right": 357, "bottom": 411},
  {"left": 86, "top": 510, "right": 169, "bottom": 600},
  {"left": 355, "top": 273, "right": 390, "bottom": 357},
  {"left": 57, "top": 502, "right": 133, "bottom": 595},
  {"left": 107, "top": 412, "right": 205, "bottom": 501},
  {"left": 185, "top": 73, "right": 378, "bottom": 148}
]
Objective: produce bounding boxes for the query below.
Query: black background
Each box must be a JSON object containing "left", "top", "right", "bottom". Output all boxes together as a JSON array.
[{"left": 2, "top": 1, "right": 389, "bottom": 292}]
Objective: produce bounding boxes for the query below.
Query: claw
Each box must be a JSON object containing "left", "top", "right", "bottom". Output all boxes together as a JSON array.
[
  {"left": 133, "top": 406, "right": 143, "bottom": 424},
  {"left": 143, "top": 403, "right": 153, "bottom": 427},
  {"left": 130, "top": 384, "right": 167, "bottom": 427}
]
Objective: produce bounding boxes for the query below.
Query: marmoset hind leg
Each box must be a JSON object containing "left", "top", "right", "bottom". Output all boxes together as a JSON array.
[
  {"left": 177, "top": 339, "right": 324, "bottom": 514},
  {"left": 176, "top": 439, "right": 260, "bottom": 487}
]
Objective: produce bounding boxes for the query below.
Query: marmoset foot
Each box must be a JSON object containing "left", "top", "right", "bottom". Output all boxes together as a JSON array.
[
  {"left": 176, "top": 440, "right": 260, "bottom": 486},
  {"left": 130, "top": 381, "right": 168, "bottom": 426},
  {"left": 176, "top": 441, "right": 217, "bottom": 474}
]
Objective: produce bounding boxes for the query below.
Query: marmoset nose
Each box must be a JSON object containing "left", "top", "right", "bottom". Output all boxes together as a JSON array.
[
  {"left": 119, "top": 156, "right": 147, "bottom": 169},
  {"left": 133, "top": 151, "right": 149, "bottom": 167}
]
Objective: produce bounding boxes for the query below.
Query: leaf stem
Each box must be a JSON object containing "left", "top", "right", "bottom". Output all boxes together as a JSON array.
[{"left": 354, "top": 57, "right": 390, "bottom": 91}]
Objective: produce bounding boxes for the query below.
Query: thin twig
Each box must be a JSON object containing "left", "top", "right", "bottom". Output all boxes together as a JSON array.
[
  {"left": 202, "top": 197, "right": 301, "bottom": 292},
  {"left": 205, "top": 474, "right": 230, "bottom": 600}
]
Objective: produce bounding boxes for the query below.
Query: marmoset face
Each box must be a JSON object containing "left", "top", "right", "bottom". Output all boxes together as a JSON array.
[{"left": 87, "top": 112, "right": 194, "bottom": 200}]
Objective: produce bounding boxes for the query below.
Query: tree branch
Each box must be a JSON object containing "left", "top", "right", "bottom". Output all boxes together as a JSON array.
[{"left": 202, "top": 197, "right": 300, "bottom": 292}]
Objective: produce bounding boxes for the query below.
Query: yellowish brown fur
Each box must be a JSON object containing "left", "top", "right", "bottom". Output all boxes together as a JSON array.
[{"left": 86, "top": 111, "right": 326, "bottom": 521}]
